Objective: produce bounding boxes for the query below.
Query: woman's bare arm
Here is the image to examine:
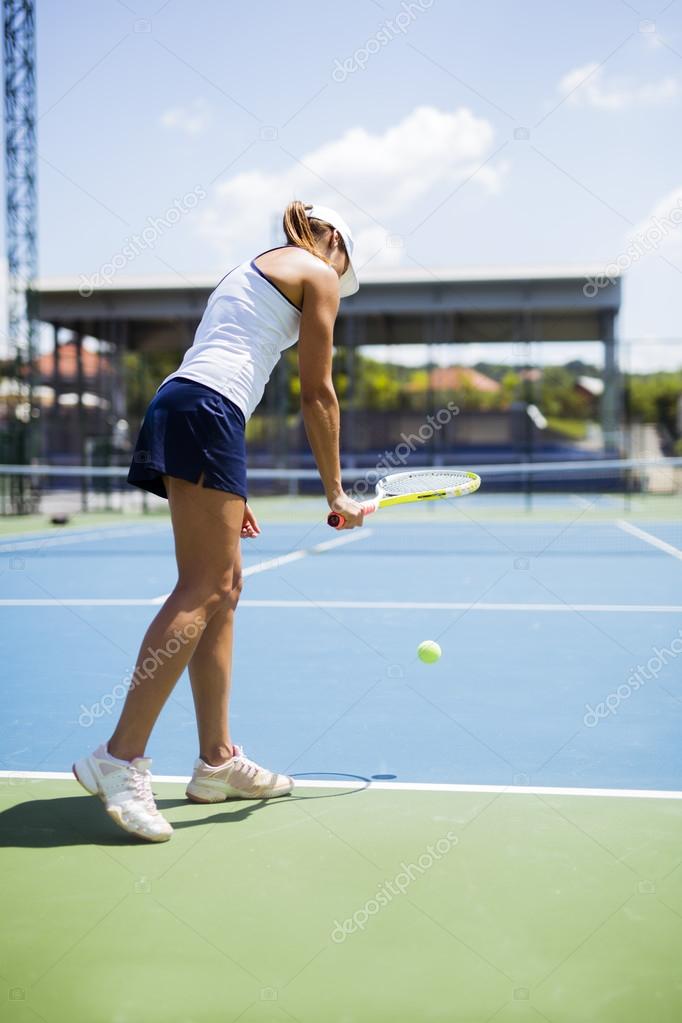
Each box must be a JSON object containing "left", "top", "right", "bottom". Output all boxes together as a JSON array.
[{"left": 297, "top": 262, "right": 363, "bottom": 527}]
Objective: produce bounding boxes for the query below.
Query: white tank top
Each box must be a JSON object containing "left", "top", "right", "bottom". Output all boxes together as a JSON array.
[{"left": 162, "top": 253, "right": 301, "bottom": 420}]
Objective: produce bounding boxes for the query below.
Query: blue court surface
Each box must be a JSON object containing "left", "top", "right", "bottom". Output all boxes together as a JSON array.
[
  {"left": 1, "top": 500, "right": 681, "bottom": 794},
  {"left": 3, "top": 498, "right": 682, "bottom": 1023}
]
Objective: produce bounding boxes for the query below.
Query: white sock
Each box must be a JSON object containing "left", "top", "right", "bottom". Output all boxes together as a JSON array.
[{"left": 101, "top": 743, "right": 133, "bottom": 766}]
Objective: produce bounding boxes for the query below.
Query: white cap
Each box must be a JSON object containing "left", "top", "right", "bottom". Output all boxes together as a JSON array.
[{"left": 305, "top": 204, "right": 359, "bottom": 298}]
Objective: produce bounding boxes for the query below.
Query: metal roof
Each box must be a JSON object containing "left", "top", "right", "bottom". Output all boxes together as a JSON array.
[
  {"left": 36, "top": 262, "right": 619, "bottom": 294},
  {"left": 34, "top": 263, "right": 621, "bottom": 348}
]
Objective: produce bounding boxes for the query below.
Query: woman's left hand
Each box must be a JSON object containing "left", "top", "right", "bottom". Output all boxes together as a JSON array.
[{"left": 240, "top": 502, "right": 261, "bottom": 539}]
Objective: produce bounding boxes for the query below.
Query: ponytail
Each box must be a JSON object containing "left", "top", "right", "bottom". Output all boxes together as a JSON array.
[{"left": 282, "top": 200, "right": 332, "bottom": 265}]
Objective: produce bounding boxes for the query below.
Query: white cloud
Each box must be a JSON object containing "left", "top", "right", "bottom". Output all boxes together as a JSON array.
[
  {"left": 629, "top": 184, "right": 682, "bottom": 253},
  {"left": 160, "top": 98, "right": 212, "bottom": 136},
  {"left": 581, "top": 187, "right": 682, "bottom": 317},
  {"left": 196, "top": 105, "right": 504, "bottom": 272},
  {"left": 558, "top": 62, "right": 679, "bottom": 110}
]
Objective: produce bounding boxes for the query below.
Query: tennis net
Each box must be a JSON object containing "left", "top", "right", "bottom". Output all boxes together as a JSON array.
[{"left": 0, "top": 457, "right": 680, "bottom": 521}]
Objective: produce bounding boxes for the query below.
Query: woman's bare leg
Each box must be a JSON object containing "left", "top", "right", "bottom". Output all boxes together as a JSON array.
[
  {"left": 187, "top": 546, "right": 242, "bottom": 766},
  {"left": 108, "top": 477, "right": 244, "bottom": 762}
]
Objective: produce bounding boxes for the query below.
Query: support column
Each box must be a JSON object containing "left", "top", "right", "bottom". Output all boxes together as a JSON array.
[
  {"left": 74, "top": 330, "right": 86, "bottom": 459},
  {"left": 111, "top": 320, "right": 129, "bottom": 426},
  {"left": 519, "top": 311, "right": 534, "bottom": 511},
  {"left": 343, "top": 317, "right": 357, "bottom": 469},
  {"left": 95, "top": 321, "right": 112, "bottom": 509},
  {"left": 275, "top": 354, "right": 289, "bottom": 468},
  {"left": 51, "top": 324, "right": 61, "bottom": 459},
  {"left": 600, "top": 310, "right": 620, "bottom": 455},
  {"left": 95, "top": 324, "right": 106, "bottom": 450},
  {"left": 73, "top": 328, "right": 88, "bottom": 511},
  {"left": 429, "top": 314, "right": 449, "bottom": 466}
]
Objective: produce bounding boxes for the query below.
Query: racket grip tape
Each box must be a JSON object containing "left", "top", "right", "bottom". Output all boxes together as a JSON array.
[{"left": 327, "top": 503, "right": 375, "bottom": 529}]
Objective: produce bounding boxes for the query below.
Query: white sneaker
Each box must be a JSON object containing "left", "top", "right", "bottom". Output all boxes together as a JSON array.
[
  {"left": 186, "top": 746, "right": 293, "bottom": 803},
  {"left": 73, "top": 744, "right": 173, "bottom": 843}
]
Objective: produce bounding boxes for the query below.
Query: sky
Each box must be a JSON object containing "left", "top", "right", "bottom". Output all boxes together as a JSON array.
[{"left": 3, "top": 0, "right": 682, "bottom": 368}]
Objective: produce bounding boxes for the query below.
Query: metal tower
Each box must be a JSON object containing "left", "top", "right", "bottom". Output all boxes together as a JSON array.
[{"left": 3, "top": 0, "right": 38, "bottom": 467}]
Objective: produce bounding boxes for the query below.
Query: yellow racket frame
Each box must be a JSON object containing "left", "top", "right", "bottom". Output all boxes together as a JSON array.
[{"left": 328, "top": 470, "right": 481, "bottom": 528}]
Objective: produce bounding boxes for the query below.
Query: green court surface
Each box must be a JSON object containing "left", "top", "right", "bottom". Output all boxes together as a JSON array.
[{"left": 2, "top": 777, "right": 682, "bottom": 1022}]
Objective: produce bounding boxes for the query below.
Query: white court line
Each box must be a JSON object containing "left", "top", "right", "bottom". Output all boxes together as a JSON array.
[
  {"left": 2, "top": 598, "right": 682, "bottom": 612},
  {"left": 238, "top": 548, "right": 308, "bottom": 577},
  {"left": 309, "top": 532, "right": 372, "bottom": 554},
  {"left": 1, "top": 769, "right": 681, "bottom": 800},
  {"left": 616, "top": 519, "right": 682, "bottom": 562},
  {"left": 0, "top": 523, "right": 167, "bottom": 555},
  {"left": 0, "top": 598, "right": 161, "bottom": 606},
  {"left": 242, "top": 526, "right": 373, "bottom": 574},
  {"left": 150, "top": 527, "right": 373, "bottom": 602},
  {"left": 242, "top": 600, "right": 682, "bottom": 613},
  {"left": 0, "top": 530, "right": 375, "bottom": 607}
]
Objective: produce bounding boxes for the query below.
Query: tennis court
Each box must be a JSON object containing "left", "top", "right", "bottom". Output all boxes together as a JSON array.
[
  {"left": 4, "top": 1, "right": 682, "bottom": 1017},
  {"left": 2, "top": 470, "right": 682, "bottom": 1022}
]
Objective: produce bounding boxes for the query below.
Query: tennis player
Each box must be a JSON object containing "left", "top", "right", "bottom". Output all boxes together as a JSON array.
[{"left": 73, "top": 202, "right": 364, "bottom": 841}]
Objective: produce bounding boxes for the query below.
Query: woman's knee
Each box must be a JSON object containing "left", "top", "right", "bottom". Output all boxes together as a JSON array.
[
  {"left": 176, "top": 571, "right": 242, "bottom": 615},
  {"left": 219, "top": 571, "right": 243, "bottom": 610}
]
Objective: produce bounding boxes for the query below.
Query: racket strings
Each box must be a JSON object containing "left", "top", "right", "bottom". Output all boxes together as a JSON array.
[{"left": 378, "top": 470, "right": 475, "bottom": 496}]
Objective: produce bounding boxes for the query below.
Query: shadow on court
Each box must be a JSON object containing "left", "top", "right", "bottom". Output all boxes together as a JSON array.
[{"left": 0, "top": 778, "right": 369, "bottom": 847}]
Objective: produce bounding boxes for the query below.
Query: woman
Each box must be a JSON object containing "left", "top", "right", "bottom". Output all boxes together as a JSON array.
[{"left": 73, "top": 202, "right": 364, "bottom": 842}]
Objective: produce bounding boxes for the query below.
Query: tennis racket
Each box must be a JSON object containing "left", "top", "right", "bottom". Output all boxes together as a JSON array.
[{"left": 327, "top": 469, "right": 481, "bottom": 529}]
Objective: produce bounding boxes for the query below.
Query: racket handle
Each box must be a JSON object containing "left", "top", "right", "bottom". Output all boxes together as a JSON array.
[{"left": 327, "top": 503, "right": 376, "bottom": 529}]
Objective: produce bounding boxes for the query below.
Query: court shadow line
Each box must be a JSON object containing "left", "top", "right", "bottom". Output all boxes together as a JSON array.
[{"left": 157, "top": 774, "right": 370, "bottom": 816}]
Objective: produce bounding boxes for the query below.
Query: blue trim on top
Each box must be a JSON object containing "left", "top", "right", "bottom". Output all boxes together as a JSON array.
[{"left": 250, "top": 249, "right": 302, "bottom": 313}]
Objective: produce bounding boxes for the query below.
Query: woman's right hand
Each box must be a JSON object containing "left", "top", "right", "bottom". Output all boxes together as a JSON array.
[{"left": 329, "top": 493, "right": 365, "bottom": 529}]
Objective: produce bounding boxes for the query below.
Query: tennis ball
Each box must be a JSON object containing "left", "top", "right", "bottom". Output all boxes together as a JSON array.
[{"left": 418, "top": 640, "right": 441, "bottom": 664}]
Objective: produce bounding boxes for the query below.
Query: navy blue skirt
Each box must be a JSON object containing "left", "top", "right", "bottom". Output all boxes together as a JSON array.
[{"left": 127, "top": 377, "right": 247, "bottom": 501}]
